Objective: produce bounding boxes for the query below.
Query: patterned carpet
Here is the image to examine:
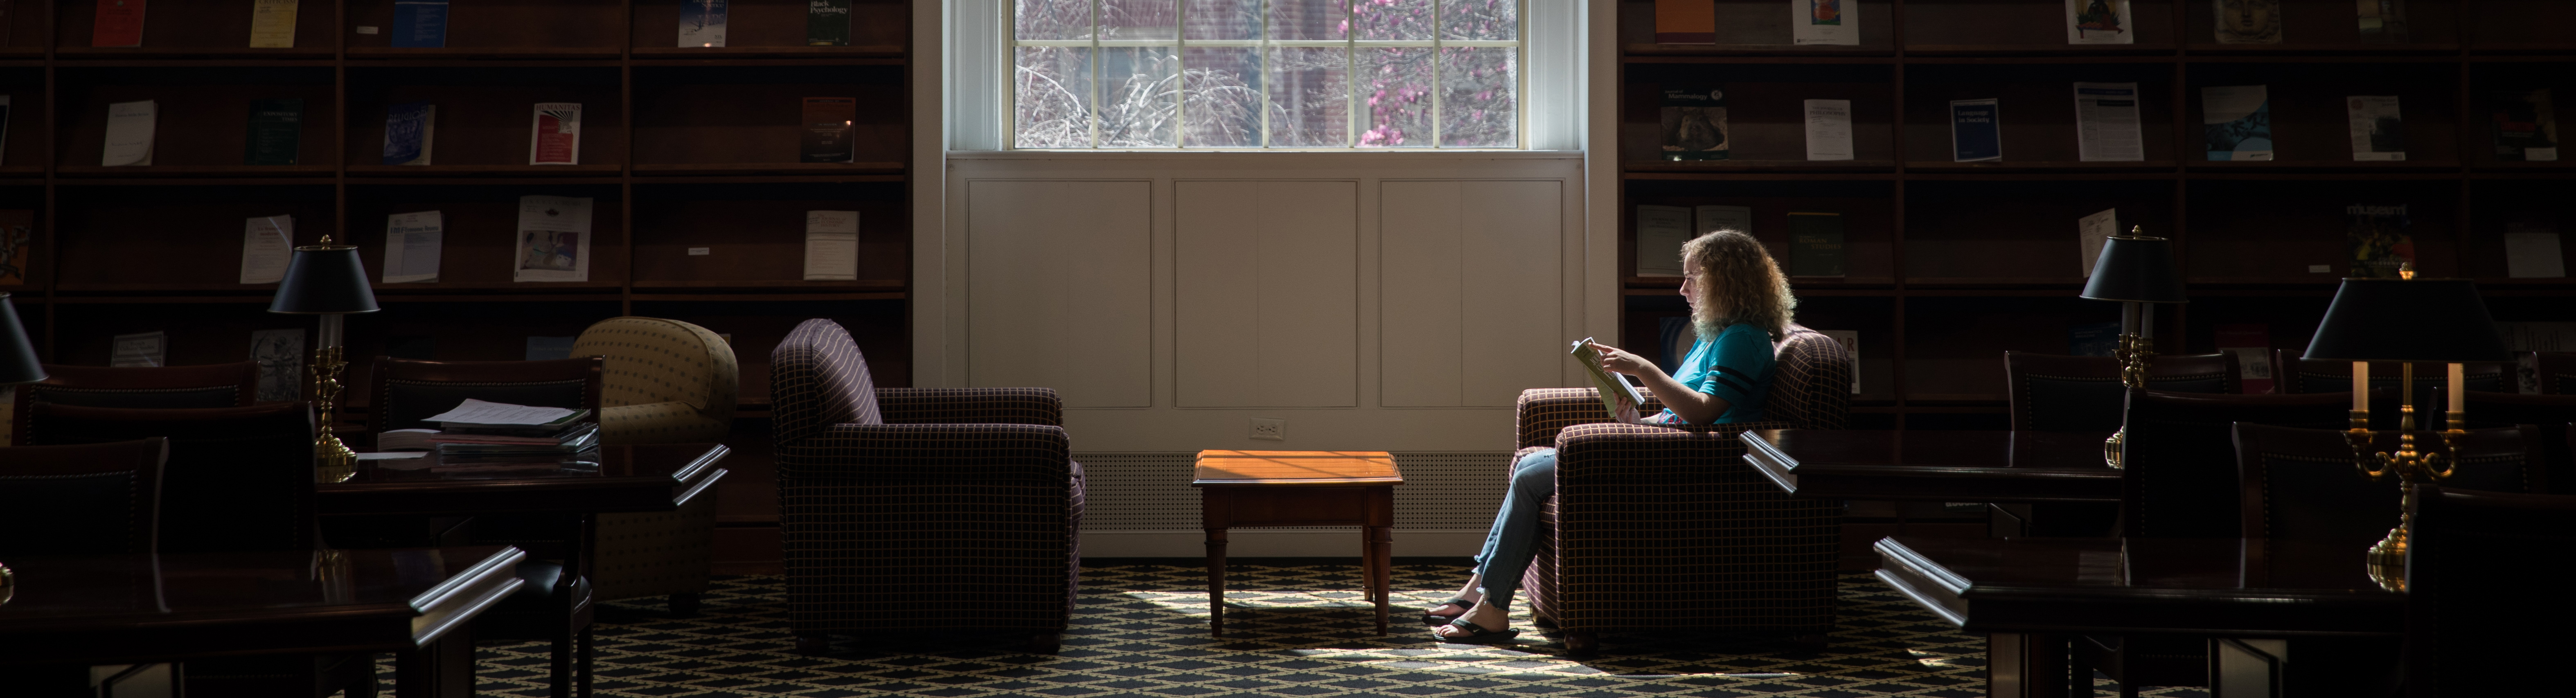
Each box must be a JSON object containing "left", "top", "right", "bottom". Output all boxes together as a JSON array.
[{"left": 392, "top": 562, "right": 2207, "bottom": 697}]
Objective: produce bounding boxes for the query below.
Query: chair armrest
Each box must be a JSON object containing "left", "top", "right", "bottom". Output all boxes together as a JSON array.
[
  {"left": 1513, "top": 387, "right": 1668, "bottom": 450},
  {"left": 598, "top": 401, "right": 728, "bottom": 445},
  {"left": 874, "top": 387, "right": 1064, "bottom": 426},
  {"left": 775, "top": 422, "right": 1071, "bottom": 480},
  {"left": 1551, "top": 420, "right": 1796, "bottom": 484}
]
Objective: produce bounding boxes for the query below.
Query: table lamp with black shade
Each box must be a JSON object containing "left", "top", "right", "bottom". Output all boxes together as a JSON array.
[
  {"left": 2080, "top": 228, "right": 2188, "bottom": 469},
  {"left": 0, "top": 292, "right": 46, "bottom": 602},
  {"left": 2301, "top": 270, "right": 2512, "bottom": 591},
  {"left": 267, "top": 234, "right": 379, "bottom": 484}
]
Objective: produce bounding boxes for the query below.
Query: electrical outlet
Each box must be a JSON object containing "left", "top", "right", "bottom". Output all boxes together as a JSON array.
[{"left": 1249, "top": 417, "right": 1285, "bottom": 441}]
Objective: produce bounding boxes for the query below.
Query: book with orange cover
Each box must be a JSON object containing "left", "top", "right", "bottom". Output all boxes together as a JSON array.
[
  {"left": 92, "top": 0, "right": 145, "bottom": 47},
  {"left": 1653, "top": 0, "right": 1713, "bottom": 44}
]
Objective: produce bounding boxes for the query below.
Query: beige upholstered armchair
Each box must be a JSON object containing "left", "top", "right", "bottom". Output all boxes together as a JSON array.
[{"left": 575, "top": 317, "right": 739, "bottom": 613}]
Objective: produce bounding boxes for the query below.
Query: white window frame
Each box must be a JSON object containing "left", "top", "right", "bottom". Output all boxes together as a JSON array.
[{"left": 948, "top": 0, "right": 1581, "bottom": 152}]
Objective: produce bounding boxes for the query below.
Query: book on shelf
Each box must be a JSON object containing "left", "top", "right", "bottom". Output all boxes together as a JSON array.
[
  {"left": 2504, "top": 221, "right": 2565, "bottom": 279},
  {"left": 2066, "top": 0, "right": 2133, "bottom": 44},
  {"left": 102, "top": 100, "right": 155, "bottom": 167},
  {"left": 2357, "top": 0, "right": 2407, "bottom": 43},
  {"left": 2079, "top": 207, "right": 2117, "bottom": 277},
  {"left": 2346, "top": 95, "right": 2406, "bottom": 161},
  {"left": 1695, "top": 205, "right": 1752, "bottom": 237},
  {"left": 0, "top": 209, "right": 30, "bottom": 286},
  {"left": 2068, "top": 321, "right": 2121, "bottom": 358},
  {"left": 392, "top": 0, "right": 449, "bottom": 48},
  {"left": 1659, "top": 86, "right": 1728, "bottom": 161},
  {"left": 1633, "top": 205, "right": 1692, "bottom": 277},
  {"left": 804, "top": 210, "right": 860, "bottom": 281},
  {"left": 1949, "top": 98, "right": 2001, "bottom": 162},
  {"left": 524, "top": 336, "right": 575, "bottom": 360},
  {"left": 249, "top": 0, "right": 297, "bottom": 48},
  {"left": 514, "top": 196, "right": 593, "bottom": 283},
  {"left": 2202, "top": 85, "right": 2274, "bottom": 161},
  {"left": 248, "top": 328, "right": 303, "bottom": 401},
  {"left": 1657, "top": 316, "right": 1691, "bottom": 374},
  {"left": 1788, "top": 212, "right": 1845, "bottom": 278},
  {"left": 2499, "top": 322, "right": 2576, "bottom": 393},
  {"left": 2213, "top": 0, "right": 2281, "bottom": 44},
  {"left": 1653, "top": 0, "right": 1713, "bottom": 43},
  {"left": 1570, "top": 338, "right": 1646, "bottom": 423},
  {"left": 2073, "top": 82, "right": 2143, "bottom": 162},
  {"left": 800, "top": 97, "right": 857, "bottom": 163},
  {"left": 2213, "top": 323, "right": 2274, "bottom": 394},
  {"left": 1803, "top": 99, "right": 1854, "bottom": 161},
  {"left": 239, "top": 215, "right": 293, "bottom": 284},
  {"left": 243, "top": 98, "right": 302, "bottom": 166},
  {"left": 1791, "top": 0, "right": 1859, "bottom": 45},
  {"left": 0, "top": 95, "right": 11, "bottom": 166},
  {"left": 807, "top": 0, "right": 852, "bottom": 45},
  {"left": 92, "top": 0, "right": 144, "bottom": 47},
  {"left": 2491, "top": 88, "right": 2559, "bottom": 162},
  {"left": 529, "top": 103, "right": 582, "bottom": 166},
  {"left": 382, "top": 210, "right": 443, "bottom": 284},
  {"left": 111, "top": 331, "right": 165, "bottom": 368},
  {"left": 678, "top": 0, "right": 727, "bottom": 47},
  {"left": 1817, "top": 329, "right": 1860, "bottom": 394},
  {"left": 2346, "top": 204, "right": 2412, "bottom": 279},
  {"left": 381, "top": 101, "right": 435, "bottom": 166}
]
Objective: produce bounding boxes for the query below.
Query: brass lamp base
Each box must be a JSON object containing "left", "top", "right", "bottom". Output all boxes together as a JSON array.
[
  {"left": 316, "top": 434, "right": 357, "bottom": 484},
  {"left": 0, "top": 562, "right": 14, "bottom": 606},
  {"left": 2365, "top": 523, "right": 2408, "bottom": 592}
]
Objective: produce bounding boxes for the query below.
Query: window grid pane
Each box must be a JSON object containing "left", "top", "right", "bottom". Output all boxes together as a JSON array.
[{"left": 1012, "top": 0, "right": 1516, "bottom": 149}]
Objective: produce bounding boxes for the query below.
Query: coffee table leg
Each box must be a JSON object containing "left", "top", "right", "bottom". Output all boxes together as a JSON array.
[
  {"left": 1206, "top": 527, "right": 1228, "bottom": 637},
  {"left": 1369, "top": 525, "right": 1392, "bottom": 635}
]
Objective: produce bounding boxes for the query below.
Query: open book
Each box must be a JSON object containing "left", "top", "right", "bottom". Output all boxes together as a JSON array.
[{"left": 1570, "top": 338, "right": 1647, "bottom": 424}]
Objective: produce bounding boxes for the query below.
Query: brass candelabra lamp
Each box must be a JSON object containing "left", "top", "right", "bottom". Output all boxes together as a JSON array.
[
  {"left": 2080, "top": 228, "right": 2187, "bottom": 469},
  {"left": 0, "top": 292, "right": 45, "bottom": 606},
  {"left": 267, "top": 233, "right": 379, "bottom": 484},
  {"left": 2301, "top": 270, "right": 2510, "bottom": 592}
]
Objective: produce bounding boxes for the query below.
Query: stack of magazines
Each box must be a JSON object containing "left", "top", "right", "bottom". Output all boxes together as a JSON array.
[{"left": 412, "top": 398, "right": 601, "bottom": 466}]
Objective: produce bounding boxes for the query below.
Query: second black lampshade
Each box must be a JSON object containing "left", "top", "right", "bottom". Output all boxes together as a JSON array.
[
  {"left": 0, "top": 292, "right": 46, "bottom": 385},
  {"left": 2305, "top": 278, "right": 2512, "bottom": 363},
  {"left": 268, "top": 245, "right": 381, "bottom": 315},
  {"left": 2080, "top": 236, "right": 2188, "bottom": 304}
]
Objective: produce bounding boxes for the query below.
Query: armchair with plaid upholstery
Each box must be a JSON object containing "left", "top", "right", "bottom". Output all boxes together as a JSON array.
[
  {"left": 769, "top": 319, "right": 1084, "bottom": 654},
  {"left": 1512, "top": 324, "right": 1851, "bottom": 655}
]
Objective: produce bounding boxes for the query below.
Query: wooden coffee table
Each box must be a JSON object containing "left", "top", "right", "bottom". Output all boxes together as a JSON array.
[{"left": 1193, "top": 450, "right": 1404, "bottom": 637}]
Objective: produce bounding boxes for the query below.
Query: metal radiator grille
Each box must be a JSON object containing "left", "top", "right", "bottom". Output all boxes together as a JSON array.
[{"left": 1077, "top": 451, "right": 1514, "bottom": 533}]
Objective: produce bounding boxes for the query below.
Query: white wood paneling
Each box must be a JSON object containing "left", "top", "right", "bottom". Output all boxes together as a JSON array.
[
  {"left": 1173, "top": 180, "right": 1359, "bottom": 408},
  {"left": 1380, "top": 180, "right": 1566, "bottom": 408},
  {"left": 965, "top": 180, "right": 1155, "bottom": 408}
]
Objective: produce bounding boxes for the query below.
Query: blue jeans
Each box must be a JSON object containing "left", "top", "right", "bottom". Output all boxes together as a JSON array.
[{"left": 1472, "top": 448, "right": 1556, "bottom": 606}]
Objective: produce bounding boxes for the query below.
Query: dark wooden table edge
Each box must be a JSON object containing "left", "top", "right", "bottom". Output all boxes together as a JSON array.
[
  {"left": 315, "top": 444, "right": 731, "bottom": 514},
  {"left": 407, "top": 546, "right": 530, "bottom": 646},
  {"left": 1741, "top": 430, "right": 2123, "bottom": 502}
]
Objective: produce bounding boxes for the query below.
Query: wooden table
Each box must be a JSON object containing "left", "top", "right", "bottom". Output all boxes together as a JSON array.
[
  {"left": 1192, "top": 450, "right": 1403, "bottom": 637},
  {"left": 0, "top": 545, "right": 526, "bottom": 698},
  {"left": 1875, "top": 536, "right": 2403, "bottom": 698},
  {"left": 320, "top": 444, "right": 730, "bottom": 516},
  {"left": 1742, "top": 430, "right": 2124, "bottom": 537}
]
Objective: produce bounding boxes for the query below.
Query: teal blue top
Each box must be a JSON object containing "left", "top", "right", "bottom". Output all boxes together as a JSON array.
[{"left": 1661, "top": 323, "right": 1777, "bottom": 425}]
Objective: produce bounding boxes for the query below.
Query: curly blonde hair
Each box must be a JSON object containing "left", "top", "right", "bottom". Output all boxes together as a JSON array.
[{"left": 1682, "top": 229, "right": 1796, "bottom": 341}]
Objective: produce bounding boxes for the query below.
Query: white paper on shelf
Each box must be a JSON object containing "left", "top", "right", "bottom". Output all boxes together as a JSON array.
[
  {"left": 1634, "top": 205, "right": 1692, "bottom": 277},
  {"left": 1819, "top": 329, "right": 1860, "bottom": 394},
  {"left": 2064, "top": 0, "right": 2135, "bottom": 44},
  {"left": 513, "top": 196, "right": 593, "bottom": 282},
  {"left": 1802, "top": 99, "right": 1855, "bottom": 161},
  {"left": 2202, "top": 85, "right": 2275, "bottom": 161},
  {"left": 2073, "top": 82, "right": 2144, "bottom": 162},
  {"left": 1694, "top": 205, "right": 1753, "bottom": 237},
  {"left": 110, "top": 331, "right": 165, "bottom": 368},
  {"left": 239, "top": 214, "right": 294, "bottom": 284},
  {"left": 424, "top": 398, "right": 578, "bottom": 426},
  {"left": 1789, "top": 0, "right": 1859, "bottom": 45},
  {"left": 2079, "top": 207, "right": 2118, "bottom": 277},
  {"left": 249, "top": 327, "right": 304, "bottom": 401},
  {"left": 2504, "top": 227, "right": 2566, "bottom": 279},
  {"left": 383, "top": 210, "right": 444, "bottom": 284},
  {"left": 2347, "top": 95, "right": 2407, "bottom": 161},
  {"left": 102, "top": 100, "right": 156, "bottom": 167},
  {"left": 803, "top": 210, "right": 861, "bottom": 281}
]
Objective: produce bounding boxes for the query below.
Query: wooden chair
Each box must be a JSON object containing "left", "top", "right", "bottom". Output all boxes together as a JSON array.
[
  {"left": 2272, "top": 351, "right": 2509, "bottom": 399},
  {"left": 571, "top": 317, "right": 738, "bottom": 615},
  {"left": 770, "top": 318, "right": 1082, "bottom": 655},
  {"left": 19, "top": 402, "right": 376, "bottom": 698},
  {"left": 2403, "top": 486, "right": 2576, "bottom": 696},
  {"left": 2234, "top": 423, "right": 2542, "bottom": 552},
  {"left": 367, "top": 356, "right": 604, "bottom": 698},
  {"left": 6, "top": 361, "right": 258, "bottom": 445},
  {"left": 2005, "top": 351, "right": 2238, "bottom": 432},
  {"left": 2536, "top": 352, "right": 2576, "bottom": 395},
  {"left": 2459, "top": 392, "right": 2576, "bottom": 495},
  {"left": 0, "top": 438, "right": 165, "bottom": 556},
  {"left": 1512, "top": 325, "right": 1852, "bottom": 656}
]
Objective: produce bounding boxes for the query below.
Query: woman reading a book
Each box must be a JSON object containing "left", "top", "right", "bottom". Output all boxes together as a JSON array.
[{"left": 1427, "top": 229, "right": 1794, "bottom": 643}]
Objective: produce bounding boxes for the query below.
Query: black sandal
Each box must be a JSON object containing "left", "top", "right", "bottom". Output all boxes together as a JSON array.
[
  {"left": 1430, "top": 617, "right": 1520, "bottom": 644},
  {"left": 1420, "top": 597, "right": 1476, "bottom": 626}
]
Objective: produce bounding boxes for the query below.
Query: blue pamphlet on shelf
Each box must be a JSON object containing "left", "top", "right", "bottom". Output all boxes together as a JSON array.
[
  {"left": 392, "top": 0, "right": 450, "bottom": 48},
  {"left": 1950, "top": 98, "right": 2001, "bottom": 162}
]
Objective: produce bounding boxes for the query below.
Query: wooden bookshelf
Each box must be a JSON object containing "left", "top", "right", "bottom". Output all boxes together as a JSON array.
[
  {"left": 1618, "top": 0, "right": 2576, "bottom": 429},
  {"left": 0, "top": 0, "right": 911, "bottom": 568}
]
